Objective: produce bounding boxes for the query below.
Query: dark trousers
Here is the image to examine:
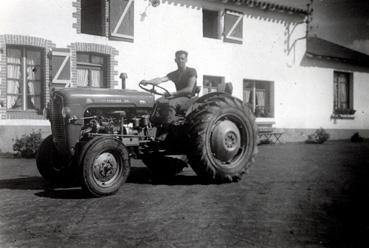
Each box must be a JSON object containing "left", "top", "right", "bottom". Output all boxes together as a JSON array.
[{"left": 152, "top": 96, "right": 191, "bottom": 124}]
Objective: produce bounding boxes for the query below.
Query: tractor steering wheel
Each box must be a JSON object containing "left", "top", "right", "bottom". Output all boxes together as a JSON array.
[{"left": 139, "top": 81, "right": 171, "bottom": 97}]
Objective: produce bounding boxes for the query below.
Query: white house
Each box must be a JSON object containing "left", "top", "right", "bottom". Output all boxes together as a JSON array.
[
  {"left": 0, "top": 0, "right": 368, "bottom": 152},
  {"left": 285, "top": 36, "right": 369, "bottom": 141}
]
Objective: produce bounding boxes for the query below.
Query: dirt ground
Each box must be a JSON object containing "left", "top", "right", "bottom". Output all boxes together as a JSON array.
[{"left": 0, "top": 141, "right": 368, "bottom": 248}]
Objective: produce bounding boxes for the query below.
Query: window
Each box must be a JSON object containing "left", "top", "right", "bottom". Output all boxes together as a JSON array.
[
  {"left": 203, "top": 9, "right": 221, "bottom": 39},
  {"left": 202, "top": 8, "right": 243, "bottom": 43},
  {"left": 77, "top": 53, "right": 107, "bottom": 87},
  {"left": 203, "top": 75, "right": 225, "bottom": 94},
  {"left": 6, "top": 46, "right": 43, "bottom": 112},
  {"left": 243, "top": 80, "right": 274, "bottom": 118},
  {"left": 78, "top": 0, "right": 134, "bottom": 41},
  {"left": 334, "top": 71, "right": 353, "bottom": 112},
  {"left": 81, "top": 0, "right": 105, "bottom": 36}
]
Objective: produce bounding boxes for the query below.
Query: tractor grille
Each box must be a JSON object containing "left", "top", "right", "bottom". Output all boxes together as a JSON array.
[{"left": 50, "top": 94, "right": 66, "bottom": 146}]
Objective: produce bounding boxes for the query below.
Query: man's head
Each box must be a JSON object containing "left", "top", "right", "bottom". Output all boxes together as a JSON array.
[{"left": 174, "top": 50, "right": 188, "bottom": 70}]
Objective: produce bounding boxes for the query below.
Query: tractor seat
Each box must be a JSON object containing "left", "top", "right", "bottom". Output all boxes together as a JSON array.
[{"left": 217, "top": 82, "right": 233, "bottom": 95}]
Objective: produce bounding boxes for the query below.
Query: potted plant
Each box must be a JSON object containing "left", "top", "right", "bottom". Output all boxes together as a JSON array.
[
  {"left": 306, "top": 128, "right": 330, "bottom": 144},
  {"left": 331, "top": 108, "right": 356, "bottom": 119}
]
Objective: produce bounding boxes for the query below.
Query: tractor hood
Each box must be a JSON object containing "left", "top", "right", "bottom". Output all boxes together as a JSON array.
[{"left": 54, "top": 87, "right": 155, "bottom": 108}]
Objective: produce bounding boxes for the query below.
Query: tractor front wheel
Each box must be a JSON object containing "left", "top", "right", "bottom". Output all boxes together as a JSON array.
[{"left": 80, "top": 137, "right": 130, "bottom": 197}]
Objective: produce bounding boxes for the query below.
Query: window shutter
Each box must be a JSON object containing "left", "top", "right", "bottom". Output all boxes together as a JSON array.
[
  {"left": 51, "top": 48, "right": 71, "bottom": 86},
  {"left": 110, "top": 0, "right": 134, "bottom": 41},
  {"left": 223, "top": 9, "right": 243, "bottom": 44}
]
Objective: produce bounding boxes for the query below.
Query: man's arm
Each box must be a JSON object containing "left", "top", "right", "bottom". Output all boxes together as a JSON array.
[{"left": 142, "top": 76, "right": 169, "bottom": 85}]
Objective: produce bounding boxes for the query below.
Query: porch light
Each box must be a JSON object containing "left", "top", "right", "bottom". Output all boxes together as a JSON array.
[{"left": 61, "top": 107, "right": 72, "bottom": 118}]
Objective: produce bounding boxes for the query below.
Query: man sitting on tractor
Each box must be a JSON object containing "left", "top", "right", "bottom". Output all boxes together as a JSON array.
[{"left": 140, "top": 50, "right": 198, "bottom": 127}]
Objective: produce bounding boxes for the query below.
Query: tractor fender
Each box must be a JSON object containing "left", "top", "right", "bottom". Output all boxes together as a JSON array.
[{"left": 185, "top": 92, "right": 237, "bottom": 116}]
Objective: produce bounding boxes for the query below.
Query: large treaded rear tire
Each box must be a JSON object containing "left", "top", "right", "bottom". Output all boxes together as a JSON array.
[{"left": 186, "top": 95, "right": 257, "bottom": 183}]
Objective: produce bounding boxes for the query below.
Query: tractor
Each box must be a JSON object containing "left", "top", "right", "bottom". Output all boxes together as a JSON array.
[{"left": 37, "top": 81, "right": 257, "bottom": 197}]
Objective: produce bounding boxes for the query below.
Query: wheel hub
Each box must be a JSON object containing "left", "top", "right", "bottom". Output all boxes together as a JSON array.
[
  {"left": 210, "top": 119, "right": 241, "bottom": 163},
  {"left": 93, "top": 152, "right": 118, "bottom": 185},
  {"left": 225, "top": 132, "right": 237, "bottom": 149}
]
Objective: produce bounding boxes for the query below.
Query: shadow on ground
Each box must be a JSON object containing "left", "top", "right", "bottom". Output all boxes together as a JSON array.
[
  {"left": 126, "top": 166, "right": 204, "bottom": 185},
  {"left": 0, "top": 165, "right": 204, "bottom": 199},
  {"left": 35, "top": 188, "right": 91, "bottom": 199},
  {"left": 325, "top": 164, "right": 369, "bottom": 246},
  {"left": 306, "top": 142, "right": 369, "bottom": 247},
  {"left": 0, "top": 176, "right": 45, "bottom": 190}
]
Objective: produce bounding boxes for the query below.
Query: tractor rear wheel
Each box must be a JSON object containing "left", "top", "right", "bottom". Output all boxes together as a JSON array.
[
  {"left": 186, "top": 95, "right": 257, "bottom": 183},
  {"left": 80, "top": 137, "right": 130, "bottom": 197},
  {"left": 36, "top": 135, "right": 74, "bottom": 185},
  {"left": 142, "top": 153, "right": 187, "bottom": 179}
]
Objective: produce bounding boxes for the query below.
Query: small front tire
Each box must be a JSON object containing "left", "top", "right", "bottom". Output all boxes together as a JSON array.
[{"left": 81, "top": 137, "right": 130, "bottom": 197}]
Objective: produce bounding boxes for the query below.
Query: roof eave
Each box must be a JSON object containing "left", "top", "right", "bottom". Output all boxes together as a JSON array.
[
  {"left": 306, "top": 52, "right": 369, "bottom": 67},
  {"left": 218, "top": 0, "right": 308, "bottom": 15}
]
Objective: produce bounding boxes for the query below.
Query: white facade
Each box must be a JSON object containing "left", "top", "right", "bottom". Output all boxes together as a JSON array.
[
  {"left": 283, "top": 66, "right": 369, "bottom": 130},
  {"left": 0, "top": 0, "right": 368, "bottom": 152}
]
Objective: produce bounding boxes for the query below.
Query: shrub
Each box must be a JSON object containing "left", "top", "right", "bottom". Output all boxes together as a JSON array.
[
  {"left": 306, "top": 128, "right": 330, "bottom": 144},
  {"left": 13, "top": 130, "right": 42, "bottom": 158}
]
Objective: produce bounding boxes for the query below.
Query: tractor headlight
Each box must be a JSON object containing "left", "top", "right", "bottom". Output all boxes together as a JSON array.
[{"left": 61, "top": 107, "right": 71, "bottom": 118}]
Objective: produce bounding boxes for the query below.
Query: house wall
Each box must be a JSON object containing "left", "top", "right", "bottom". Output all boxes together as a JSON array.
[
  {"left": 0, "top": 0, "right": 367, "bottom": 152},
  {"left": 0, "top": 0, "right": 306, "bottom": 89},
  {"left": 277, "top": 57, "right": 369, "bottom": 142}
]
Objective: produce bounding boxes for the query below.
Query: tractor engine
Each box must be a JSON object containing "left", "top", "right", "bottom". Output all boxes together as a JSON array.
[
  {"left": 80, "top": 108, "right": 152, "bottom": 138},
  {"left": 47, "top": 87, "right": 155, "bottom": 157}
]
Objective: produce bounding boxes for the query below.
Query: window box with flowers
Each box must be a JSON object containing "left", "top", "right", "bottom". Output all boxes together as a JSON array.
[
  {"left": 331, "top": 108, "right": 356, "bottom": 120},
  {"left": 332, "top": 71, "right": 355, "bottom": 120}
]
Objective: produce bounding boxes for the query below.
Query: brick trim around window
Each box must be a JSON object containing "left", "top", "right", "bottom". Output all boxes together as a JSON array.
[
  {"left": 0, "top": 35, "right": 6, "bottom": 119},
  {"left": 72, "top": 0, "right": 82, "bottom": 34},
  {"left": 70, "top": 42, "right": 119, "bottom": 88},
  {"left": 0, "top": 34, "right": 55, "bottom": 119}
]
